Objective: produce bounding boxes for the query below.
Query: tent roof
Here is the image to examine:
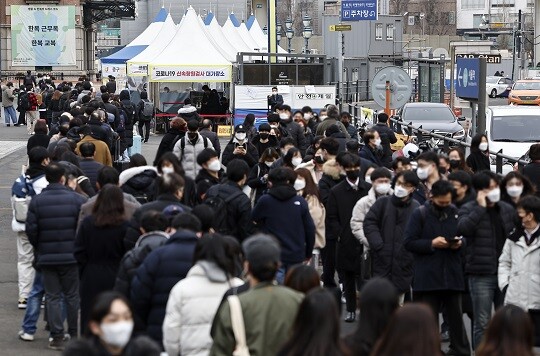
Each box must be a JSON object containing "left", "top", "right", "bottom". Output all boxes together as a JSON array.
[
  {"left": 246, "top": 15, "right": 256, "bottom": 30},
  {"left": 127, "top": 14, "right": 176, "bottom": 66},
  {"left": 101, "top": 7, "right": 170, "bottom": 64},
  {"left": 148, "top": 7, "right": 230, "bottom": 66},
  {"left": 222, "top": 17, "right": 252, "bottom": 53},
  {"left": 200, "top": 16, "right": 237, "bottom": 62}
]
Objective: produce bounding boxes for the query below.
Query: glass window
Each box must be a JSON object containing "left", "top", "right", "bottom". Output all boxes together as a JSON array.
[
  {"left": 375, "top": 23, "right": 383, "bottom": 40},
  {"left": 491, "top": 116, "right": 540, "bottom": 142},
  {"left": 461, "top": 0, "right": 485, "bottom": 9},
  {"left": 491, "top": 0, "right": 514, "bottom": 7},
  {"left": 402, "top": 106, "right": 455, "bottom": 122},
  {"left": 386, "top": 24, "right": 394, "bottom": 40}
]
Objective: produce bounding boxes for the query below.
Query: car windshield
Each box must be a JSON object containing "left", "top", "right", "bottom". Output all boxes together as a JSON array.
[
  {"left": 491, "top": 115, "right": 540, "bottom": 142},
  {"left": 486, "top": 77, "right": 500, "bottom": 83},
  {"left": 402, "top": 107, "right": 454, "bottom": 122},
  {"left": 513, "top": 82, "right": 540, "bottom": 90}
]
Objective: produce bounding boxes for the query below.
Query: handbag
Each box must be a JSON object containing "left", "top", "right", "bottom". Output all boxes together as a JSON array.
[
  {"left": 228, "top": 295, "right": 250, "bottom": 356},
  {"left": 361, "top": 247, "right": 372, "bottom": 280}
]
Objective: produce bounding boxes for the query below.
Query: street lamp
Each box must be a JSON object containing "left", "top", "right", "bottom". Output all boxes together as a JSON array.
[
  {"left": 276, "top": 22, "right": 282, "bottom": 46},
  {"left": 302, "top": 26, "right": 312, "bottom": 54},
  {"left": 302, "top": 14, "right": 311, "bottom": 28},
  {"left": 285, "top": 17, "right": 293, "bottom": 31},
  {"left": 286, "top": 28, "right": 294, "bottom": 53},
  {"left": 262, "top": 25, "right": 268, "bottom": 35}
]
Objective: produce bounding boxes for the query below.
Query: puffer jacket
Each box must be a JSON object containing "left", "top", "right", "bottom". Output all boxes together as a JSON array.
[
  {"left": 11, "top": 165, "right": 49, "bottom": 232},
  {"left": 119, "top": 166, "right": 158, "bottom": 204},
  {"left": 26, "top": 183, "right": 87, "bottom": 266},
  {"left": 78, "top": 158, "right": 103, "bottom": 191},
  {"left": 131, "top": 230, "right": 198, "bottom": 344},
  {"left": 457, "top": 200, "right": 516, "bottom": 275},
  {"left": 306, "top": 194, "right": 326, "bottom": 249},
  {"left": 114, "top": 231, "right": 170, "bottom": 297},
  {"left": 318, "top": 159, "right": 344, "bottom": 206},
  {"left": 173, "top": 133, "right": 214, "bottom": 180},
  {"left": 350, "top": 187, "right": 393, "bottom": 247},
  {"left": 163, "top": 261, "right": 243, "bottom": 356},
  {"left": 498, "top": 228, "right": 540, "bottom": 311}
]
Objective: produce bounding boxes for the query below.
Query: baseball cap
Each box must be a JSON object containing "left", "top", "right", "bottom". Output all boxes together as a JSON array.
[
  {"left": 242, "top": 234, "right": 281, "bottom": 266},
  {"left": 235, "top": 124, "right": 246, "bottom": 133}
]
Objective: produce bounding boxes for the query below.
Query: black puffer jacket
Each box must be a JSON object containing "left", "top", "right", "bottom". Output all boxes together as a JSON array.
[
  {"left": 119, "top": 166, "right": 158, "bottom": 204},
  {"left": 457, "top": 200, "right": 516, "bottom": 275},
  {"left": 154, "top": 128, "right": 184, "bottom": 165},
  {"left": 280, "top": 119, "right": 307, "bottom": 150},
  {"left": 26, "top": 183, "right": 87, "bottom": 266},
  {"left": 79, "top": 158, "right": 104, "bottom": 191}
]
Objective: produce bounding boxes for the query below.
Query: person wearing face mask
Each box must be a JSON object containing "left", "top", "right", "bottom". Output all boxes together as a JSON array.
[
  {"left": 195, "top": 148, "right": 224, "bottom": 202},
  {"left": 413, "top": 151, "right": 444, "bottom": 205},
  {"left": 351, "top": 167, "right": 393, "bottom": 251},
  {"left": 315, "top": 104, "right": 350, "bottom": 139},
  {"left": 172, "top": 120, "right": 214, "bottom": 180},
  {"left": 267, "top": 86, "right": 284, "bottom": 113},
  {"left": 156, "top": 153, "right": 197, "bottom": 208},
  {"left": 340, "top": 111, "right": 358, "bottom": 139},
  {"left": 318, "top": 138, "right": 344, "bottom": 206},
  {"left": 498, "top": 195, "right": 540, "bottom": 312},
  {"left": 293, "top": 110, "right": 314, "bottom": 154},
  {"left": 252, "top": 167, "right": 315, "bottom": 284},
  {"left": 501, "top": 171, "right": 536, "bottom": 208},
  {"left": 247, "top": 148, "right": 280, "bottom": 205},
  {"left": 267, "top": 114, "right": 290, "bottom": 141},
  {"left": 251, "top": 123, "right": 279, "bottom": 156},
  {"left": 448, "top": 171, "right": 476, "bottom": 208},
  {"left": 301, "top": 106, "right": 318, "bottom": 131},
  {"left": 359, "top": 129, "right": 383, "bottom": 167},
  {"left": 447, "top": 148, "right": 473, "bottom": 175},
  {"left": 371, "top": 113, "right": 398, "bottom": 168},
  {"left": 88, "top": 291, "right": 161, "bottom": 356},
  {"left": 439, "top": 155, "right": 451, "bottom": 177},
  {"left": 466, "top": 134, "right": 491, "bottom": 173},
  {"left": 364, "top": 171, "right": 421, "bottom": 305},
  {"left": 325, "top": 124, "right": 348, "bottom": 153},
  {"left": 297, "top": 146, "right": 325, "bottom": 184},
  {"left": 282, "top": 147, "right": 303, "bottom": 170},
  {"left": 153, "top": 117, "right": 187, "bottom": 166},
  {"left": 404, "top": 180, "right": 471, "bottom": 355},
  {"left": 326, "top": 153, "right": 371, "bottom": 322},
  {"left": 276, "top": 104, "right": 307, "bottom": 153},
  {"left": 221, "top": 124, "right": 259, "bottom": 168},
  {"left": 457, "top": 171, "right": 516, "bottom": 349}
]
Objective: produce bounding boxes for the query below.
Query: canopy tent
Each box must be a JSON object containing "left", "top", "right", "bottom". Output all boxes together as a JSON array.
[
  {"left": 126, "top": 13, "right": 176, "bottom": 76},
  {"left": 228, "top": 13, "right": 260, "bottom": 52},
  {"left": 198, "top": 15, "right": 237, "bottom": 62},
  {"left": 247, "top": 15, "right": 268, "bottom": 52},
  {"left": 222, "top": 17, "right": 253, "bottom": 54},
  {"left": 148, "top": 7, "right": 232, "bottom": 82}
]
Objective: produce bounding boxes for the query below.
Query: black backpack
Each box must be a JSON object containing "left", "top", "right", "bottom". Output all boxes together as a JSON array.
[
  {"left": 23, "top": 75, "right": 33, "bottom": 87},
  {"left": 121, "top": 102, "right": 135, "bottom": 125},
  {"left": 18, "top": 92, "right": 30, "bottom": 111},
  {"left": 204, "top": 187, "right": 244, "bottom": 234}
]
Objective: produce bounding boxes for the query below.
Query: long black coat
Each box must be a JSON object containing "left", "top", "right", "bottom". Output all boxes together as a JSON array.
[
  {"left": 221, "top": 141, "right": 259, "bottom": 168},
  {"left": 523, "top": 162, "right": 540, "bottom": 196},
  {"left": 364, "top": 195, "right": 420, "bottom": 293},
  {"left": 326, "top": 179, "right": 370, "bottom": 272},
  {"left": 153, "top": 128, "right": 184, "bottom": 165},
  {"left": 75, "top": 216, "right": 128, "bottom": 332}
]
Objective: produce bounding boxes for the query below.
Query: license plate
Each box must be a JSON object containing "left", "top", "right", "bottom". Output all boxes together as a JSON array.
[{"left": 522, "top": 100, "right": 535, "bottom": 104}]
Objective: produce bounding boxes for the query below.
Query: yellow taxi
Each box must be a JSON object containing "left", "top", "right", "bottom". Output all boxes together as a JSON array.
[{"left": 508, "top": 79, "right": 540, "bottom": 105}]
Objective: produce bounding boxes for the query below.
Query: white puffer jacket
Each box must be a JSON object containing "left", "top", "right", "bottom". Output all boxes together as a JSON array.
[
  {"left": 498, "top": 229, "right": 540, "bottom": 311},
  {"left": 350, "top": 187, "right": 392, "bottom": 247},
  {"left": 172, "top": 133, "right": 214, "bottom": 180},
  {"left": 163, "top": 261, "right": 243, "bottom": 356}
]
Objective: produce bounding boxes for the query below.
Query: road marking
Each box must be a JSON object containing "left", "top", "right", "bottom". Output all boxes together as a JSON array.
[{"left": 0, "top": 141, "right": 26, "bottom": 160}]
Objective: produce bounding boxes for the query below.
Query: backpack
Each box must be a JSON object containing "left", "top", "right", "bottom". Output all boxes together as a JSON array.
[
  {"left": 204, "top": 188, "right": 245, "bottom": 234},
  {"left": 11, "top": 174, "right": 43, "bottom": 223},
  {"left": 142, "top": 100, "right": 154, "bottom": 117},
  {"left": 178, "top": 136, "right": 209, "bottom": 160},
  {"left": 116, "top": 109, "right": 127, "bottom": 132},
  {"left": 121, "top": 102, "right": 135, "bottom": 125},
  {"left": 23, "top": 75, "right": 33, "bottom": 87},
  {"left": 18, "top": 92, "right": 30, "bottom": 111}
]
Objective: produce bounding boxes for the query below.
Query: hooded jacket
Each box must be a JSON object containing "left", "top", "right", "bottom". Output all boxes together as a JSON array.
[
  {"left": 119, "top": 166, "right": 158, "bottom": 204},
  {"left": 178, "top": 105, "right": 201, "bottom": 122},
  {"left": 163, "top": 261, "right": 243, "bottom": 356},
  {"left": 154, "top": 127, "right": 184, "bottom": 165},
  {"left": 173, "top": 133, "right": 214, "bottom": 180},
  {"left": 351, "top": 186, "right": 393, "bottom": 247},
  {"left": 318, "top": 159, "right": 344, "bottom": 206},
  {"left": 315, "top": 118, "right": 351, "bottom": 139},
  {"left": 279, "top": 119, "right": 307, "bottom": 152},
  {"left": 252, "top": 184, "right": 315, "bottom": 264},
  {"left": 11, "top": 164, "right": 49, "bottom": 232}
]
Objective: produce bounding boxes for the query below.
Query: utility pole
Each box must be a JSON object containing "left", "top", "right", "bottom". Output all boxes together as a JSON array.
[{"left": 338, "top": 32, "right": 344, "bottom": 110}]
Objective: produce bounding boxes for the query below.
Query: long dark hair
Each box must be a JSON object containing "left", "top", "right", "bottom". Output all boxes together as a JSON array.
[
  {"left": 370, "top": 303, "right": 441, "bottom": 356},
  {"left": 501, "top": 171, "right": 536, "bottom": 202},
  {"left": 279, "top": 288, "right": 344, "bottom": 356},
  {"left": 259, "top": 147, "right": 280, "bottom": 163},
  {"left": 476, "top": 305, "right": 534, "bottom": 356},
  {"left": 295, "top": 168, "right": 321, "bottom": 201},
  {"left": 471, "top": 133, "right": 488, "bottom": 153},
  {"left": 156, "top": 152, "right": 185, "bottom": 176},
  {"left": 192, "top": 233, "right": 239, "bottom": 277},
  {"left": 344, "top": 278, "right": 399, "bottom": 356},
  {"left": 92, "top": 184, "right": 126, "bottom": 227},
  {"left": 87, "top": 291, "right": 132, "bottom": 337},
  {"left": 283, "top": 147, "right": 300, "bottom": 169},
  {"left": 284, "top": 264, "right": 320, "bottom": 294},
  {"left": 447, "top": 148, "right": 472, "bottom": 173}
]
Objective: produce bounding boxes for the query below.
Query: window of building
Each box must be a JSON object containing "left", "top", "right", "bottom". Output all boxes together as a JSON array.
[
  {"left": 461, "top": 0, "right": 485, "bottom": 10},
  {"left": 386, "top": 24, "right": 394, "bottom": 40},
  {"left": 375, "top": 23, "right": 383, "bottom": 40},
  {"left": 472, "top": 14, "right": 490, "bottom": 28},
  {"left": 491, "top": 0, "right": 514, "bottom": 6}
]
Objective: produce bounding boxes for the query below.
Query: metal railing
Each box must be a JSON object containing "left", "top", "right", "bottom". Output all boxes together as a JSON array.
[{"left": 345, "top": 103, "right": 529, "bottom": 174}]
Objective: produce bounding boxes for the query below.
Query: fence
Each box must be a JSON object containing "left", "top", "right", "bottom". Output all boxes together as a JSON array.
[
  {"left": 331, "top": 78, "right": 419, "bottom": 106},
  {"left": 346, "top": 102, "right": 529, "bottom": 174}
]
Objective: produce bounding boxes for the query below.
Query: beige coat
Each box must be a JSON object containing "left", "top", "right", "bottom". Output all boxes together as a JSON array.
[{"left": 306, "top": 194, "right": 326, "bottom": 248}]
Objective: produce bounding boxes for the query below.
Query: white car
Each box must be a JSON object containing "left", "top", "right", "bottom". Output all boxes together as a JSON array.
[{"left": 486, "top": 76, "right": 513, "bottom": 98}]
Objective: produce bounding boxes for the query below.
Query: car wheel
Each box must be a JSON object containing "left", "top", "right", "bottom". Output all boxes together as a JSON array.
[{"left": 490, "top": 89, "right": 497, "bottom": 98}]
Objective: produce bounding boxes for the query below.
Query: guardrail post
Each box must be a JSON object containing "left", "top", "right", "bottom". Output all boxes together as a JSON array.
[{"left": 496, "top": 149, "right": 503, "bottom": 175}]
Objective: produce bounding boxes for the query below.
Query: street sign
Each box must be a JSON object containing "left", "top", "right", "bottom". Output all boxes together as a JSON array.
[
  {"left": 408, "top": 15, "right": 415, "bottom": 26},
  {"left": 341, "top": 0, "right": 378, "bottom": 21},
  {"left": 456, "top": 58, "right": 480, "bottom": 99},
  {"left": 371, "top": 66, "right": 413, "bottom": 109},
  {"left": 455, "top": 53, "right": 501, "bottom": 64},
  {"left": 329, "top": 24, "right": 352, "bottom": 32}
]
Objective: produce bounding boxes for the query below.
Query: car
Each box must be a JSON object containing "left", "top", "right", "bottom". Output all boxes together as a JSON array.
[
  {"left": 486, "top": 76, "right": 513, "bottom": 98},
  {"left": 393, "top": 102, "right": 466, "bottom": 143},
  {"left": 508, "top": 79, "right": 540, "bottom": 105}
]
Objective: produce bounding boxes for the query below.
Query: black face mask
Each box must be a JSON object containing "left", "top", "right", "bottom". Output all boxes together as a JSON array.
[
  {"left": 259, "top": 133, "right": 269, "bottom": 140},
  {"left": 449, "top": 159, "right": 461, "bottom": 169},
  {"left": 346, "top": 170, "right": 359, "bottom": 181},
  {"left": 438, "top": 167, "right": 447, "bottom": 175},
  {"left": 314, "top": 155, "right": 325, "bottom": 164}
]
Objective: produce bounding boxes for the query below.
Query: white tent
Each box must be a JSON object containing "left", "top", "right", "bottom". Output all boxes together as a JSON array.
[
  {"left": 198, "top": 15, "right": 237, "bottom": 62},
  {"left": 228, "top": 13, "right": 260, "bottom": 52},
  {"left": 126, "top": 14, "right": 176, "bottom": 77},
  {"left": 247, "top": 16, "right": 268, "bottom": 52},
  {"left": 147, "top": 7, "right": 232, "bottom": 82},
  {"left": 222, "top": 17, "right": 253, "bottom": 54}
]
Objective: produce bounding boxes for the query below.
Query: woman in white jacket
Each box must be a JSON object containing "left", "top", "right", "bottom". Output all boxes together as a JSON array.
[
  {"left": 163, "top": 234, "right": 243, "bottom": 356},
  {"left": 498, "top": 196, "right": 540, "bottom": 311},
  {"left": 350, "top": 167, "right": 393, "bottom": 247}
]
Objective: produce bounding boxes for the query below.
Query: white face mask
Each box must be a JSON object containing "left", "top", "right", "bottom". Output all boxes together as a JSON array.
[
  {"left": 374, "top": 138, "right": 382, "bottom": 147},
  {"left": 294, "top": 179, "right": 306, "bottom": 191},
  {"left": 487, "top": 187, "right": 501, "bottom": 203},
  {"left": 270, "top": 123, "right": 278, "bottom": 129},
  {"left": 279, "top": 113, "right": 289, "bottom": 120},
  {"left": 207, "top": 160, "right": 221, "bottom": 172},
  {"left": 235, "top": 132, "right": 246, "bottom": 141},
  {"left": 303, "top": 113, "right": 311, "bottom": 120},
  {"left": 479, "top": 142, "right": 489, "bottom": 152},
  {"left": 365, "top": 175, "right": 372, "bottom": 184},
  {"left": 507, "top": 185, "right": 523, "bottom": 198},
  {"left": 100, "top": 321, "right": 134, "bottom": 349},
  {"left": 319, "top": 115, "right": 327, "bottom": 120},
  {"left": 394, "top": 184, "right": 410, "bottom": 198},
  {"left": 416, "top": 166, "right": 431, "bottom": 181},
  {"left": 292, "top": 157, "right": 303, "bottom": 167},
  {"left": 265, "top": 161, "right": 273, "bottom": 167},
  {"left": 375, "top": 183, "right": 391, "bottom": 195},
  {"left": 162, "top": 166, "right": 174, "bottom": 175}
]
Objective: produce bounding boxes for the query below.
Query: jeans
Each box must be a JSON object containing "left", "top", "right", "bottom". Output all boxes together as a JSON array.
[
  {"left": 17, "top": 232, "right": 35, "bottom": 299},
  {"left": 4, "top": 106, "right": 17, "bottom": 124},
  {"left": 42, "top": 265, "right": 79, "bottom": 338},
  {"left": 468, "top": 275, "right": 503, "bottom": 349},
  {"left": 276, "top": 263, "right": 295, "bottom": 285},
  {"left": 138, "top": 120, "right": 151, "bottom": 141}
]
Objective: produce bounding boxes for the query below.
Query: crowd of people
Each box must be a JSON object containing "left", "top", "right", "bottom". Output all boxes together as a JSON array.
[{"left": 5, "top": 73, "right": 540, "bottom": 355}]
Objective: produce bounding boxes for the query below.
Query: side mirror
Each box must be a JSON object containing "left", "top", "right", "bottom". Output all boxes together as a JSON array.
[{"left": 457, "top": 116, "right": 466, "bottom": 122}]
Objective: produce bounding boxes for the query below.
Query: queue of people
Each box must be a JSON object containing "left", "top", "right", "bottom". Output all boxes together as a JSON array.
[{"left": 8, "top": 77, "right": 540, "bottom": 356}]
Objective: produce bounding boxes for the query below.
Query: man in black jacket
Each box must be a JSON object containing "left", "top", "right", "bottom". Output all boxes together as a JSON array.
[
  {"left": 277, "top": 104, "right": 306, "bottom": 151},
  {"left": 523, "top": 143, "right": 540, "bottom": 195},
  {"left": 26, "top": 163, "right": 87, "bottom": 350},
  {"left": 105, "top": 75, "right": 116, "bottom": 94},
  {"left": 457, "top": 171, "right": 515, "bottom": 349},
  {"left": 78, "top": 142, "right": 103, "bottom": 191},
  {"left": 371, "top": 113, "right": 397, "bottom": 168},
  {"left": 153, "top": 117, "right": 185, "bottom": 165},
  {"left": 267, "top": 86, "right": 283, "bottom": 113},
  {"left": 221, "top": 124, "right": 259, "bottom": 168},
  {"left": 199, "top": 119, "right": 221, "bottom": 157},
  {"left": 326, "top": 152, "right": 370, "bottom": 322}
]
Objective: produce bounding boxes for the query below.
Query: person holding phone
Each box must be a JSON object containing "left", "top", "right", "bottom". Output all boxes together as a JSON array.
[{"left": 404, "top": 180, "right": 471, "bottom": 355}]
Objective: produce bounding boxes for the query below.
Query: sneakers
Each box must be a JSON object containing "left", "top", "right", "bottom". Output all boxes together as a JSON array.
[
  {"left": 18, "top": 330, "right": 34, "bottom": 341},
  {"left": 48, "top": 336, "right": 67, "bottom": 351},
  {"left": 18, "top": 298, "right": 27, "bottom": 309}
]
